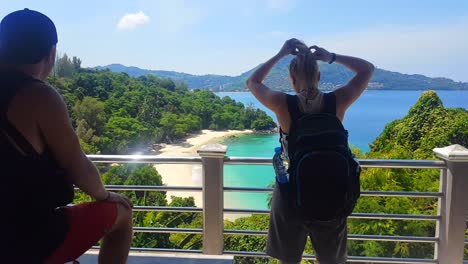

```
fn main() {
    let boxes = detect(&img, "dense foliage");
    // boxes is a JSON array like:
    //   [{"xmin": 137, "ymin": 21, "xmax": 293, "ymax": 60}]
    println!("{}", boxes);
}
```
[
  {"xmin": 50, "ymin": 55, "xmax": 276, "ymax": 154},
  {"xmin": 100, "ymin": 59, "xmax": 468, "ymax": 91},
  {"xmin": 370, "ymin": 90, "xmax": 468, "ymax": 158}
]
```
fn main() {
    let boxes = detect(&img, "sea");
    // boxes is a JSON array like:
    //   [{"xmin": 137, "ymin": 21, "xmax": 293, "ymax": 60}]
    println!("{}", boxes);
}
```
[{"xmin": 216, "ymin": 90, "xmax": 468, "ymax": 211}]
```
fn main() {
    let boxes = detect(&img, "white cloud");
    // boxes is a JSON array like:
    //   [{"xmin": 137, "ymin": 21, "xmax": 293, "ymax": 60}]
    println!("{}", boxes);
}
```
[{"xmin": 117, "ymin": 11, "xmax": 150, "ymax": 31}]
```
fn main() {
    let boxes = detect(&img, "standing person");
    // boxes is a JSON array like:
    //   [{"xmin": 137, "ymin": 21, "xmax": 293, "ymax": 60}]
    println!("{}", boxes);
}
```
[
  {"xmin": 0, "ymin": 9, "xmax": 133, "ymax": 263},
  {"xmin": 246, "ymin": 38, "xmax": 374, "ymax": 264}
]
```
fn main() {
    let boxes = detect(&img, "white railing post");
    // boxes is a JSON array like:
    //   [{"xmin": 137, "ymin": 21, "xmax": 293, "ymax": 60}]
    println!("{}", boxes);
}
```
[
  {"xmin": 433, "ymin": 144, "xmax": 468, "ymax": 264},
  {"xmin": 198, "ymin": 144, "xmax": 227, "ymax": 255}
]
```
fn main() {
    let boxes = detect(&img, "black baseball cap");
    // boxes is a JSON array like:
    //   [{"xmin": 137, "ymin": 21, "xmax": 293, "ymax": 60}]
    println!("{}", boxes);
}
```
[{"xmin": 0, "ymin": 8, "xmax": 58, "ymax": 64}]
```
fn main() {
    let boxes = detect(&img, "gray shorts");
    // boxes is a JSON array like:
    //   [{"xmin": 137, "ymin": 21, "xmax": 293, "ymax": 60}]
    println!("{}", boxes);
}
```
[{"xmin": 266, "ymin": 184, "xmax": 347, "ymax": 264}]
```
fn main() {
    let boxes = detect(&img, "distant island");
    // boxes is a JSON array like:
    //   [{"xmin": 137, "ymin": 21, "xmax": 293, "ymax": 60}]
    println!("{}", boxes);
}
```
[{"xmin": 97, "ymin": 56, "xmax": 468, "ymax": 91}]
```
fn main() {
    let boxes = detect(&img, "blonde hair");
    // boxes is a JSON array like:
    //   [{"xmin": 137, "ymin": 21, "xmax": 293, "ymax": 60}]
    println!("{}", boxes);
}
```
[{"xmin": 289, "ymin": 49, "xmax": 319, "ymax": 98}]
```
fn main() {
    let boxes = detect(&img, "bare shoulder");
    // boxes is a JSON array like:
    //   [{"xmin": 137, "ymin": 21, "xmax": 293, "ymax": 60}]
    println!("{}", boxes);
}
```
[
  {"xmin": 11, "ymin": 82, "xmax": 69, "ymax": 130},
  {"xmin": 272, "ymin": 91, "xmax": 288, "ymax": 115},
  {"xmin": 19, "ymin": 82, "xmax": 66, "ymax": 110},
  {"xmin": 16, "ymin": 80, "xmax": 60, "ymax": 99},
  {"xmin": 29, "ymin": 82, "xmax": 62, "ymax": 99}
]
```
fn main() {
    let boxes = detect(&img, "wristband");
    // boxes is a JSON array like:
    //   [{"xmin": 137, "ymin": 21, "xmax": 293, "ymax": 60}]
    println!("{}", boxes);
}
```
[{"xmin": 328, "ymin": 53, "xmax": 336, "ymax": 64}]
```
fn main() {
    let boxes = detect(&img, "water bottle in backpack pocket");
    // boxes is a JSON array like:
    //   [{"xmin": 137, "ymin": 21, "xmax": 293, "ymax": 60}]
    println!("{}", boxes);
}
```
[
  {"xmin": 272, "ymin": 147, "xmax": 291, "ymax": 196},
  {"xmin": 273, "ymin": 147, "xmax": 289, "ymax": 183}
]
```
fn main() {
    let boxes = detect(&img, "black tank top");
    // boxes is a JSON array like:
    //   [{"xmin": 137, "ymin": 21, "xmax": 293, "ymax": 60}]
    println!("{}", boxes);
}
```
[{"xmin": 0, "ymin": 69, "xmax": 74, "ymax": 262}]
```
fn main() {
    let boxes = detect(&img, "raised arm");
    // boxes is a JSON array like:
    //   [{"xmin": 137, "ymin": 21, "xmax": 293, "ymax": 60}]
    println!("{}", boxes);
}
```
[
  {"xmin": 36, "ymin": 85, "xmax": 132, "ymax": 208},
  {"xmin": 310, "ymin": 46, "xmax": 375, "ymax": 119},
  {"xmin": 246, "ymin": 39, "xmax": 306, "ymax": 113}
]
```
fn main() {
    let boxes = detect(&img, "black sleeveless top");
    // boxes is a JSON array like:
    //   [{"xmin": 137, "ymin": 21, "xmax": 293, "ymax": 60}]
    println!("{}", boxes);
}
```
[{"xmin": 0, "ymin": 69, "xmax": 74, "ymax": 262}]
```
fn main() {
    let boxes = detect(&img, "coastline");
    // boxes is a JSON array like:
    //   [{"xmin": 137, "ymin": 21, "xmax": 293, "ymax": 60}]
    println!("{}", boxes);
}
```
[{"xmin": 154, "ymin": 129, "xmax": 253, "ymax": 208}]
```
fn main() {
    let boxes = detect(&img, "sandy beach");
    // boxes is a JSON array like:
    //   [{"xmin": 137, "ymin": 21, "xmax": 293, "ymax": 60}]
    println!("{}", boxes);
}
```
[{"xmin": 154, "ymin": 129, "xmax": 252, "ymax": 207}]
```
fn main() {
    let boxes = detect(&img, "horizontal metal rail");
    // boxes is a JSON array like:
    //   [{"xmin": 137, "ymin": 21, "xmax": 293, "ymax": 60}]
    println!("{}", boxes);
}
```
[
  {"xmin": 224, "ymin": 156, "xmax": 446, "ymax": 169},
  {"xmin": 223, "ymin": 250, "xmax": 437, "ymax": 263},
  {"xmin": 360, "ymin": 191, "xmax": 442, "ymax": 198},
  {"xmin": 224, "ymin": 157, "xmax": 273, "ymax": 165},
  {"xmin": 87, "ymin": 154, "xmax": 446, "ymax": 169},
  {"xmin": 133, "ymin": 206, "xmax": 202, "ymax": 213},
  {"xmin": 131, "ymin": 227, "xmax": 438, "ymax": 243},
  {"xmin": 134, "ymin": 227, "xmax": 203, "ymax": 234},
  {"xmin": 357, "ymin": 159, "xmax": 445, "ymax": 169},
  {"xmin": 91, "ymin": 246, "xmax": 202, "ymax": 254},
  {"xmin": 224, "ymin": 208, "xmax": 439, "ymax": 220},
  {"xmin": 132, "ymin": 227, "xmax": 437, "ymax": 243},
  {"xmin": 129, "ymin": 248, "xmax": 203, "ymax": 254},
  {"xmin": 223, "ymin": 229, "xmax": 437, "ymax": 243},
  {"xmin": 88, "ymin": 155, "xmax": 202, "ymax": 164},
  {"xmin": 223, "ymin": 187, "xmax": 442, "ymax": 197},
  {"xmin": 349, "ymin": 234, "xmax": 437, "ymax": 243},
  {"xmin": 105, "ymin": 185, "xmax": 202, "ymax": 192},
  {"xmin": 94, "ymin": 185, "xmax": 442, "ymax": 198}
]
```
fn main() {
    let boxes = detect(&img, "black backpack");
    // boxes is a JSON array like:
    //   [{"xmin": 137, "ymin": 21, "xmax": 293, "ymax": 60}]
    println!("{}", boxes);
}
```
[{"xmin": 280, "ymin": 93, "xmax": 360, "ymax": 221}]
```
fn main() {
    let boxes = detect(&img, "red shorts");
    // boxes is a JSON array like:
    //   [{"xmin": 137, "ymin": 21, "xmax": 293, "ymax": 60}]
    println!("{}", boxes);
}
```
[{"xmin": 45, "ymin": 201, "xmax": 118, "ymax": 264}]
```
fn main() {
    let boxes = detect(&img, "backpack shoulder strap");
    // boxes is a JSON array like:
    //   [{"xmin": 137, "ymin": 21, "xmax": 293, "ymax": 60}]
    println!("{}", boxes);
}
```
[
  {"xmin": 286, "ymin": 94, "xmax": 302, "ymax": 122},
  {"xmin": 322, "ymin": 92, "xmax": 337, "ymax": 115}
]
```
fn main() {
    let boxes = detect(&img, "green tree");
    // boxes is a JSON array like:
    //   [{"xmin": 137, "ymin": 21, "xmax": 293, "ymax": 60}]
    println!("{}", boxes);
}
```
[
  {"xmin": 102, "ymin": 164, "xmax": 172, "ymax": 248},
  {"xmin": 55, "ymin": 53, "xmax": 75, "ymax": 78},
  {"xmin": 72, "ymin": 56, "xmax": 82, "ymax": 71},
  {"xmin": 73, "ymin": 97, "xmax": 107, "ymax": 135},
  {"xmin": 103, "ymin": 116, "xmax": 150, "ymax": 153}
]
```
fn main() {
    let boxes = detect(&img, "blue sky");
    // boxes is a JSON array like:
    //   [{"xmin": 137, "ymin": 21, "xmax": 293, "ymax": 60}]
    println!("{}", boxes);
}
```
[{"xmin": 1, "ymin": 0, "xmax": 468, "ymax": 81}]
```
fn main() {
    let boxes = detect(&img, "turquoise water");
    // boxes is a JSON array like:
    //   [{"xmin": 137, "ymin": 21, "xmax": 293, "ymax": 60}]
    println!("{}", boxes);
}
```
[
  {"xmin": 218, "ymin": 90, "xmax": 468, "ymax": 210},
  {"xmin": 223, "ymin": 133, "xmax": 277, "ymax": 209}
]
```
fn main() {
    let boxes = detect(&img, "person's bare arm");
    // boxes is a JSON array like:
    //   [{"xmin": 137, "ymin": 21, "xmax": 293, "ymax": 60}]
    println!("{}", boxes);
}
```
[
  {"xmin": 35, "ymin": 85, "xmax": 132, "ymax": 208},
  {"xmin": 310, "ymin": 46, "xmax": 374, "ymax": 119},
  {"xmin": 333, "ymin": 54, "xmax": 374, "ymax": 112},
  {"xmin": 35, "ymin": 85, "xmax": 108, "ymax": 199},
  {"xmin": 245, "ymin": 54, "xmax": 285, "ymax": 112},
  {"xmin": 246, "ymin": 39, "xmax": 307, "ymax": 113}
]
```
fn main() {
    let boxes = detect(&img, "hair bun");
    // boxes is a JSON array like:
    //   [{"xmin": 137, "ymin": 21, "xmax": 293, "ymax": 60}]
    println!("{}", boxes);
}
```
[{"xmin": 296, "ymin": 48, "xmax": 312, "ymax": 57}]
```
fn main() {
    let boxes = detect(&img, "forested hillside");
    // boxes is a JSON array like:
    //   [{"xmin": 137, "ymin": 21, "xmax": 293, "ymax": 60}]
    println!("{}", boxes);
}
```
[
  {"xmin": 51, "ymin": 54, "xmax": 276, "ymax": 154},
  {"xmin": 99, "ymin": 57, "xmax": 468, "ymax": 91}
]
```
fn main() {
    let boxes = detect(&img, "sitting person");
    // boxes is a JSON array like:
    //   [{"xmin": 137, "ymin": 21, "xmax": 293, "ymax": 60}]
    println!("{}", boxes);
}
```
[
  {"xmin": 246, "ymin": 39, "xmax": 374, "ymax": 264},
  {"xmin": 0, "ymin": 9, "xmax": 133, "ymax": 263}
]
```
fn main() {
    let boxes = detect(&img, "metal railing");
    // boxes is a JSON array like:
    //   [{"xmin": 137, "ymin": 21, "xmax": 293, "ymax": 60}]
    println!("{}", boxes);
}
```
[{"xmin": 87, "ymin": 144, "xmax": 468, "ymax": 264}]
